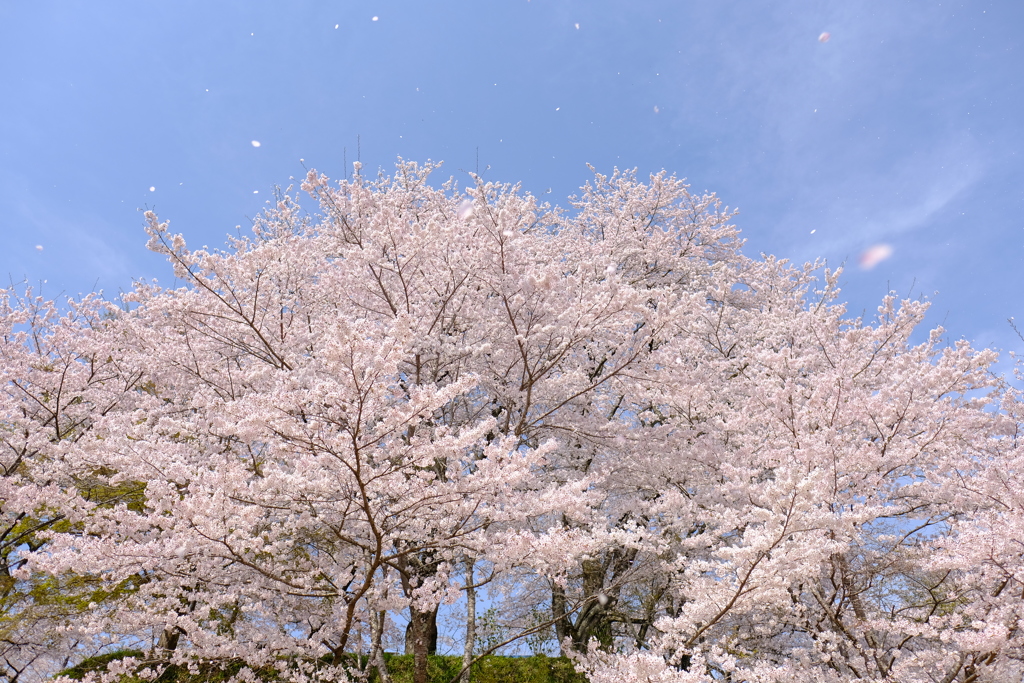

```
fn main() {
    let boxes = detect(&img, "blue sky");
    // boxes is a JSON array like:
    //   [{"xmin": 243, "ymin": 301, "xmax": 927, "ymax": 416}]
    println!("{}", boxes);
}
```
[{"xmin": 2, "ymin": 1, "xmax": 1022, "ymax": 368}]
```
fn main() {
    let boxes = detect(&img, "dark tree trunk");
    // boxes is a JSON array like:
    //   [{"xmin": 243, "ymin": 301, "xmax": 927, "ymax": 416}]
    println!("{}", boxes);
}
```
[
  {"xmin": 576, "ymin": 558, "xmax": 614, "ymax": 651},
  {"xmin": 552, "ymin": 582, "xmax": 574, "ymax": 656},
  {"xmin": 157, "ymin": 627, "xmax": 181, "ymax": 653},
  {"xmin": 404, "ymin": 604, "xmax": 439, "ymax": 683},
  {"xmin": 397, "ymin": 550, "xmax": 441, "ymax": 683},
  {"xmin": 554, "ymin": 545, "xmax": 640, "ymax": 654},
  {"xmin": 155, "ymin": 625, "xmax": 185, "ymax": 683},
  {"xmin": 404, "ymin": 604, "xmax": 440, "ymax": 654}
]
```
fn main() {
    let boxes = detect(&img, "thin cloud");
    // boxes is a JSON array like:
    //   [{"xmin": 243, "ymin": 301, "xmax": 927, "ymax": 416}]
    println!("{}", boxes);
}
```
[
  {"xmin": 783, "ymin": 134, "xmax": 984, "ymax": 262},
  {"xmin": 9, "ymin": 193, "xmax": 137, "ymax": 292}
]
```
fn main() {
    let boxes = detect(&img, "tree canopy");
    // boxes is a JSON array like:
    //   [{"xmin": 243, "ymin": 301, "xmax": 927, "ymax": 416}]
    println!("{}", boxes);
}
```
[{"xmin": 2, "ymin": 162, "xmax": 1022, "ymax": 683}]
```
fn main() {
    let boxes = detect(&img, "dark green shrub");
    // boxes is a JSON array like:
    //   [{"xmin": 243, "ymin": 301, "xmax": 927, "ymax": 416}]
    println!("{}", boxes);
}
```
[
  {"xmin": 58, "ymin": 652, "xmax": 587, "ymax": 683},
  {"xmin": 377, "ymin": 654, "xmax": 586, "ymax": 683},
  {"xmin": 58, "ymin": 650, "xmax": 145, "ymax": 681}
]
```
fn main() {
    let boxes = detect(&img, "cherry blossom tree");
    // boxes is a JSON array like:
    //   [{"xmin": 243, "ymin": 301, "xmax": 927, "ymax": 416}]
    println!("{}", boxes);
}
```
[
  {"xmin": 571, "ymin": 286, "xmax": 1008, "ymax": 682},
  {"xmin": 8, "ymin": 161, "xmax": 1019, "ymax": 683},
  {"xmin": 0, "ymin": 287, "xmax": 148, "ymax": 682}
]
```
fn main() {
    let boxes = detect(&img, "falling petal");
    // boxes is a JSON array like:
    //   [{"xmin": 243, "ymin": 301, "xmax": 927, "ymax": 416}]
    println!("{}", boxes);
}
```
[
  {"xmin": 35, "ymin": 245, "xmax": 43, "ymax": 251},
  {"xmin": 372, "ymin": 16, "xmax": 378, "ymax": 21},
  {"xmin": 818, "ymin": 32, "xmax": 831, "ymax": 43},
  {"xmin": 251, "ymin": 140, "xmax": 261, "ymax": 147},
  {"xmin": 859, "ymin": 244, "xmax": 893, "ymax": 270},
  {"xmin": 149, "ymin": 186, "xmax": 156, "ymax": 192}
]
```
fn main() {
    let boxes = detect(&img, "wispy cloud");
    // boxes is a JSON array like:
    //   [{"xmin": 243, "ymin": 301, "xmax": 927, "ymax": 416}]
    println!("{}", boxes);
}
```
[
  {"xmin": 1, "ymin": 177, "xmax": 138, "ymax": 296},
  {"xmin": 789, "ymin": 135, "xmax": 984, "ymax": 260}
]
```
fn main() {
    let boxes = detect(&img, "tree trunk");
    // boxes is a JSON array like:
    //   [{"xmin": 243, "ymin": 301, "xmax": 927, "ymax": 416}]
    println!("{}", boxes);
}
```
[
  {"xmin": 405, "ymin": 604, "xmax": 439, "ymax": 683},
  {"xmin": 369, "ymin": 610, "xmax": 393, "ymax": 683},
  {"xmin": 398, "ymin": 553, "xmax": 441, "ymax": 683},
  {"xmin": 462, "ymin": 557, "xmax": 476, "ymax": 683},
  {"xmin": 552, "ymin": 582, "xmax": 573, "ymax": 656},
  {"xmin": 156, "ymin": 596, "xmax": 196, "ymax": 658},
  {"xmin": 157, "ymin": 626, "xmax": 181, "ymax": 654},
  {"xmin": 404, "ymin": 604, "xmax": 439, "ymax": 655},
  {"xmin": 557, "ymin": 558, "xmax": 615, "ymax": 652}
]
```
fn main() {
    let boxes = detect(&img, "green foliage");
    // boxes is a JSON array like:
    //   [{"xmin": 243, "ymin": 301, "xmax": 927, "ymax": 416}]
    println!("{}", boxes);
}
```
[
  {"xmin": 58, "ymin": 652, "xmax": 266, "ymax": 683},
  {"xmin": 57, "ymin": 653, "xmax": 588, "ymax": 683},
  {"xmin": 523, "ymin": 609, "xmax": 558, "ymax": 656},
  {"xmin": 455, "ymin": 654, "xmax": 587, "ymax": 683},
  {"xmin": 474, "ymin": 608, "xmax": 509, "ymax": 655},
  {"xmin": 58, "ymin": 650, "xmax": 145, "ymax": 680}
]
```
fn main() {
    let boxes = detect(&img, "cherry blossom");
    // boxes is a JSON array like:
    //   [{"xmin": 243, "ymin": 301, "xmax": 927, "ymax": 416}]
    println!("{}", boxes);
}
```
[{"xmin": 3, "ymin": 162, "xmax": 1017, "ymax": 683}]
